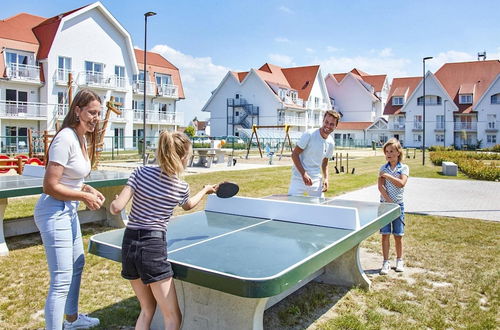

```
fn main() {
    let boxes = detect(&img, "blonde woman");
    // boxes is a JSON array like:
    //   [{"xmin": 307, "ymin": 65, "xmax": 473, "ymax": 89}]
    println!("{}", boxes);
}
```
[
  {"xmin": 35, "ymin": 89, "xmax": 104, "ymax": 329},
  {"xmin": 110, "ymin": 131, "xmax": 217, "ymax": 329}
]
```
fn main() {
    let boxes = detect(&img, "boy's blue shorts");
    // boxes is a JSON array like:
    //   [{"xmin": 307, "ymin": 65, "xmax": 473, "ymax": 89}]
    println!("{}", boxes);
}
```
[{"xmin": 380, "ymin": 203, "xmax": 405, "ymax": 236}]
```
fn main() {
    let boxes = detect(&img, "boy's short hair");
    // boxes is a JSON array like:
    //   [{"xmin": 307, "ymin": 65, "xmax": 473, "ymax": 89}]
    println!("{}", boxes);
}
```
[{"xmin": 383, "ymin": 138, "xmax": 403, "ymax": 162}]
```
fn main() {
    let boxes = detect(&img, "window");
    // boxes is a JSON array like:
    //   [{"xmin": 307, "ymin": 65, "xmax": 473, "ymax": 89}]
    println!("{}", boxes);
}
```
[
  {"xmin": 115, "ymin": 66, "xmax": 125, "ymax": 88},
  {"xmin": 6, "ymin": 89, "xmax": 27, "ymax": 114},
  {"xmin": 459, "ymin": 94, "xmax": 473, "ymax": 104},
  {"xmin": 436, "ymin": 134, "xmax": 444, "ymax": 142},
  {"xmin": 491, "ymin": 93, "xmax": 500, "ymax": 104},
  {"xmin": 414, "ymin": 115, "xmax": 422, "ymax": 129},
  {"xmin": 487, "ymin": 115, "xmax": 496, "ymax": 129},
  {"xmin": 155, "ymin": 73, "xmax": 172, "ymax": 86},
  {"xmin": 279, "ymin": 89, "xmax": 286, "ymax": 100},
  {"xmin": 487, "ymin": 135, "xmax": 497, "ymax": 143},
  {"xmin": 114, "ymin": 128, "xmax": 124, "ymax": 149},
  {"xmin": 315, "ymin": 97, "xmax": 320, "ymax": 108},
  {"xmin": 132, "ymin": 100, "xmax": 144, "ymax": 110},
  {"xmin": 436, "ymin": 115, "xmax": 444, "ymax": 129},
  {"xmin": 57, "ymin": 92, "xmax": 68, "ymax": 116},
  {"xmin": 392, "ymin": 97, "xmax": 403, "ymax": 105},
  {"xmin": 413, "ymin": 134, "xmax": 422, "ymax": 142},
  {"xmin": 58, "ymin": 57, "xmax": 72, "ymax": 81},
  {"xmin": 417, "ymin": 95, "xmax": 442, "ymax": 105},
  {"xmin": 85, "ymin": 61, "xmax": 103, "ymax": 84}
]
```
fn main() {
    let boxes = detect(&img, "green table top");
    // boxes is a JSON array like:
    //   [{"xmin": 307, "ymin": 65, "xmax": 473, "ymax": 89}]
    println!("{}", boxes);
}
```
[{"xmin": 89, "ymin": 196, "xmax": 400, "ymax": 298}]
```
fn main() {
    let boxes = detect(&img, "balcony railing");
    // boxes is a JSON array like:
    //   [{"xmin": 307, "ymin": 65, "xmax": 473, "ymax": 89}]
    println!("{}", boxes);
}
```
[
  {"xmin": 0, "ymin": 101, "xmax": 49, "ymax": 118},
  {"xmin": 391, "ymin": 124, "xmax": 405, "ymax": 130},
  {"xmin": 132, "ymin": 110, "xmax": 183, "ymax": 125},
  {"xmin": 306, "ymin": 101, "xmax": 330, "ymax": 110},
  {"xmin": 157, "ymin": 84, "xmax": 178, "ymax": 98},
  {"xmin": 132, "ymin": 81, "xmax": 156, "ymax": 95},
  {"xmin": 413, "ymin": 123, "xmax": 423, "ymax": 130},
  {"xmin": 281, "ymin": 96, "xmax": 304, "ymax": 107},
  {"xmin": 278, "ymin": 115, "xmax": 306, "ymax": 126},
  {"xmin": 454, "ymin": 122, "xmax": 477, "ymax": 131},
  {"xmin": 487, "ymin": 122, "xmax": 496, "ymax": 129},
  {"xmin": 77, "ymin": 71, "xmax": 126, "ymax": 90},
  {"xmin": 55, "ymin": 69, "xmax": 73, "ymax": 85},
  {"xmin": 6, "ymin": 63, "xmax": 41, "ymax": 82},
  {"xmin": 435, "ymin": 123, "xmax": 445, "ymax": 130}
]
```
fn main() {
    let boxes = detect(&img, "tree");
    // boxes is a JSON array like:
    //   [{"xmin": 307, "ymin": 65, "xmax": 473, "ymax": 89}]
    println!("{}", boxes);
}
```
[{"xmin": 184, "ymin": 126, "xmax": 195, "ymax": 137}]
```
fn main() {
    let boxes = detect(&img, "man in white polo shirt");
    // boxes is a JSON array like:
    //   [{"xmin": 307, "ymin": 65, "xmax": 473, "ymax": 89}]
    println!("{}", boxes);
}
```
[{"xmin": 288, "ymin": 110, "xmax": 340, "ymax": 197}]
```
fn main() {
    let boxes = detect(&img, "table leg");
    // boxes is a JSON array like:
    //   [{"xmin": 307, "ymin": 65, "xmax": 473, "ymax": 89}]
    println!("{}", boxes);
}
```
[
  {"xmin": 98, "ymin": 186, "xmax": 127, "ymax": 227},
  {"xmin": 0, "ymin": 198, "xmax": 9, "ymax": 256},
  {"xmin": 151, "ymin": 280, "xmax": 269, "ymax": 330},
  {"xmin": 315, "ymin": 243, "xmax": 371, "ymax": 289}
]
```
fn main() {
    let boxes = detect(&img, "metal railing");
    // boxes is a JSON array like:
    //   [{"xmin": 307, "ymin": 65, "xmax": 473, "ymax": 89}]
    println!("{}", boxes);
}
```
[
  {"xmin": 132, "ymin": 110, "xmax": 183, "ymax": 125},
  {"xmin": 454, "ymin": 122, "xmax": 477, "ymax": 130},
  {"xmin": 157, "ymin": 84, "xmax": 178, "ymax": 98},
  {"xmin": 0, "ymin": 101, "xmax": 50, "ymax": 118},
  {"xmin": 132, "ymin": 80, "xmax": 156, "ymax": 95},
  {"xmin": 6, "ymin": 63, "xmax": 41, "ymax": 81}
]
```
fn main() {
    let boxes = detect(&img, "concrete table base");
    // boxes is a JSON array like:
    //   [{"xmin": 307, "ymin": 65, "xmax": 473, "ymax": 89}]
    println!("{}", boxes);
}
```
[{"xmin": 150, "ymin": 244, "xmax": 369, "ymax": 329}]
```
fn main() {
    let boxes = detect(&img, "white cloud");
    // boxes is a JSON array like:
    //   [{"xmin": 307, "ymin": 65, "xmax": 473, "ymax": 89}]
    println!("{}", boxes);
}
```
[
  {"xmin": 268, "ymin": 53, "xmax": 295, "ymax": 66},
  {"xmin": 305, "ymin": 47, "xmax": 315, "ymax": 53},
  {"xmin": 275, "ymin": 37, "xmax": 290, "ymax": 43},
  {"xmin": 151, "ymin": 44, "xmax": 229, "ymax": 123},
  {"xmin": 278, "ymin": 5, "xmax": 294, "ymax": 14},
  {"xmin": 326, "ymin": 46, "xmax": 341, "ymax": 52},
  {"xmin": 379, "ymin": 48, "xmax": 393, "ymax": 57}
]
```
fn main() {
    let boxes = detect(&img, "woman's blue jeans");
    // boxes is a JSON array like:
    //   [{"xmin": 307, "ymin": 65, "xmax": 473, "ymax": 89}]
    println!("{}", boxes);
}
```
[{"xmin": 35, "ymin": 194, "xmax": 85, "ymax": 330}]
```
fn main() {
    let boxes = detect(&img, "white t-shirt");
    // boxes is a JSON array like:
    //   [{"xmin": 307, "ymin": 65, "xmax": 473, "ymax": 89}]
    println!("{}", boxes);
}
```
[
  {"xmin": 48, "ymin": 127, "xmax": 91, "ymax": 190},
  {"xmin": 292, "ymin": 128, "xmax": 335, "ymax": 180}
]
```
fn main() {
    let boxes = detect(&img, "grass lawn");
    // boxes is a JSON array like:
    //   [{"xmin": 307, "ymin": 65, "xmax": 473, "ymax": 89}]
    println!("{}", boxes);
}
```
[{"xmin": 0, "ymin": 152, "xmax": 498, "ymax": 329}]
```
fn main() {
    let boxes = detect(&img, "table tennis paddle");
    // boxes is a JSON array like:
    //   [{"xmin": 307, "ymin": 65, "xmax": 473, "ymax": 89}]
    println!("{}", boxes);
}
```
[{"xmin": 216, "ymin": 182, "xmax": 239, "ymax": 198}]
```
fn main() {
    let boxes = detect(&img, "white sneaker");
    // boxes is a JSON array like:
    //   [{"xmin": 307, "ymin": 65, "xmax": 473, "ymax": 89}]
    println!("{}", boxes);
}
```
[
  {"xmin": 379, "ymin": 260, "xmax": 390, "ymax": 275},
  {"xmin": 395, "ymin": 259, "xmax": 404, "ymax": 272},
  {"xmin": 63, "ymin": 314, "xmax": 100, "ymax": 329}
]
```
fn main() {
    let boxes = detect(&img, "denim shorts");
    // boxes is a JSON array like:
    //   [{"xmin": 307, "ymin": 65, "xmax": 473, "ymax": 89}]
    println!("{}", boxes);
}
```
[
  {"xmin": 121, "ymin": 228, "xmax": 174, "ymax": 284},
  {"xmin": 380, "ymin": 203, "xmax": 405, "ymax": 236}
]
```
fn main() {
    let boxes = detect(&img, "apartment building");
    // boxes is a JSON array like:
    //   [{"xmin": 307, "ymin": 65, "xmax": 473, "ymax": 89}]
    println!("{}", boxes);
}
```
[
  {"xmin": 202, "ymin": 63, "xmax": 331, "ymax": 137},
  {"xmin": 0, "ymin": 2, "xmax": 184, "ymax": 153},
  {"xmin": 385, "ymin": 60, "xmax": 500, "ymax": 148}
]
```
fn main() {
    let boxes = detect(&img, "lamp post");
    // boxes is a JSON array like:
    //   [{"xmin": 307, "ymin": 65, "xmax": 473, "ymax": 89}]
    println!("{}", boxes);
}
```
[
  {"xmin": 422, "ymin": 56, "xmax": 433, "ymax": 165},
  {"xmin": 143, "ymin": 11, "xmax": 157, "ymax": 165},
  {"xmin": 443, "ymin": 99, "xmax": 448, "ymax": 147}
]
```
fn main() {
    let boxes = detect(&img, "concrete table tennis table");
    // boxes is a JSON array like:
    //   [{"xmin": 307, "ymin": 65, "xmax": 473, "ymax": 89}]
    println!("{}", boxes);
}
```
[
  {"xmin": 0, "ymin": 170, "xmax": 130, "ymax": 256},
  {"xmin": 88, "ymin": 195, "xmax": 400, "ymax": 329}
]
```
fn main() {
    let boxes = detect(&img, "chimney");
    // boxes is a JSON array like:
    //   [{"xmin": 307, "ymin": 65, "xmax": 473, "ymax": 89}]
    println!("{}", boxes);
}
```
[{"xmin": 477, "ymin": 51, "xmax": 487, "ymax": 61}]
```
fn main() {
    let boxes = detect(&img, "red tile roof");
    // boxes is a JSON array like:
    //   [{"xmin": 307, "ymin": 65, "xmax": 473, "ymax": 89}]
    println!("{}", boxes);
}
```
[
  {"xmin": 0, "ymin": 13, "xmax": 46, "ymax": 44},
  {"xmin": 435, "ymin": 60, "xmax": 500, "ymax": 113},
  {"xmin": 329, "ymin": 69, "xmax": 386, "ymax": 93},
  {"xmin": 134, "ymin": 49, "xmax": 185, "ymax": 99},
  {"xmin": 336, "ymin": 121, "xmax": 372, "ymax": 130},
  {"xmin": 384, "ymin": 77, "xmax": 421, "ymax": 115},
  {"xmin": 232, "ymin": 63, "xmax": 320, "ymax": 102}
]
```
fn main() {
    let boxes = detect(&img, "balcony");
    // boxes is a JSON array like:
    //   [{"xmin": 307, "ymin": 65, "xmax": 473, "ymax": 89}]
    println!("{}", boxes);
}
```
[
  {"xmin": 0, "ymin": 101, "xmax": 49, "ymax": 119},
  {"xmin": 77, "ymin": 72, "xmax": 127, "ymax": 90},
  {"xmin": 132, "ymin": 110, "xmax": 183, "ymax": 125},
  {"xmin": 413, "ymin": 123, "xmax": 423, "ymax": 130},
  {"xmin": 305, "ymin": 101, "xmax": 330, "ymax": 110},
  {"xmin": 157, "ymin": 84, "xmax": 178, "ymax": 98},
  {"xmin": 391, "ymin": 124, "xmax": 405, "ymax": 131},
  {"xmin": 54, "ymin": 69, "xmax": 74, "ymax": 85},
  {"xmin": 278, "ymin": 115, "xmax": 306, "ymax": 126},
  {"xmin": 5, "ymin": 64, "xmax": 41, "ymax": 84},
  {"xmin": 454, "ymin": 122, "xmax": 477, "ymax": 131},
  {"xmin": 281, "ymin": 96, "xmax": 304, "ymax": 107},
  {"xmin": 132, "ymin": 80, "xmax": 156, "ymax": 95}
]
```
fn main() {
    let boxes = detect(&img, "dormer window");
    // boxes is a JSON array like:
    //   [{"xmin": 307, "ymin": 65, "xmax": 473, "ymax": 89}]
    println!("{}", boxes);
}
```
[
  {"xmin": 459, "ymin": 94, "xmax": 473, "ymax": 104},
  {"xmin": 392, "ymin": 97, "xmax": 404, "ymax": 106},
  {"xmin": 279, "ymin": 89, "xmax": 287, "ymax": 100},
  {"xmin": 417, "ymin": 95, "xmax": 442, "ymax": 106}
]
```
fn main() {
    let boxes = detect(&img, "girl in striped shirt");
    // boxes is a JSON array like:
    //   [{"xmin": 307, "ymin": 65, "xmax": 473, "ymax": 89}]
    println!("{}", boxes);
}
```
[{"xmin": 110, "ymin": 131, "xmax": 216, "ymax": 329}]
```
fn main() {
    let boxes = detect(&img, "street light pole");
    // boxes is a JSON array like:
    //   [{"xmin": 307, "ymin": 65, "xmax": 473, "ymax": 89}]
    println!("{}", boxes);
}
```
[
  {"xmin": 143, "ymin": 11, "xmax": 157, "ymax": 165},
  {"xmin": 443, "ymin": 99, "xmax": 448, "ymax": 147},
  {"xmin": 422, "ymin": 56, "xmax": 433, "ymax": 165}
]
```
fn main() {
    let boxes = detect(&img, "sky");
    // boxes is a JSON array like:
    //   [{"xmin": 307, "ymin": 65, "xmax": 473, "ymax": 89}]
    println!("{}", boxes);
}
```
[{"xmin": 3, "ymin": 0, "xmax": 500, "ymax": 124}]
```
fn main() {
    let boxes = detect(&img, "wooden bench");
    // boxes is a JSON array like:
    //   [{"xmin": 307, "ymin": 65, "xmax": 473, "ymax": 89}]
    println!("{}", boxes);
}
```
[{"xmin": 442, "ymin": 161, "xmax": 458, "ymax": 176}]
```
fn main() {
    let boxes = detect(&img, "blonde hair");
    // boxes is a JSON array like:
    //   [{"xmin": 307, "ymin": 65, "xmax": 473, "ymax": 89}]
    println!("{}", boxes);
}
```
[
  {"xmin": 46, "ymin": 89, "xmax": 101, "ymax": 167},
  {"xmin": 324, "ymin": 110, "xmax": 341, "ymax": 125},
  {"xmin": 383, "ymin": 138, "xmax": 403, "ymax": 162},
  {"xmin": 156, "ymin": 131, "xmax": 192, "ymax": 176}
]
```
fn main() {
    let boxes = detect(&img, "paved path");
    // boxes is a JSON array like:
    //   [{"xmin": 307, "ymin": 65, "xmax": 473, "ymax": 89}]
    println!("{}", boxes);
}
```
[{"xmin": 334, "ymin": 177, "xmax": 500, "ymax": 222}]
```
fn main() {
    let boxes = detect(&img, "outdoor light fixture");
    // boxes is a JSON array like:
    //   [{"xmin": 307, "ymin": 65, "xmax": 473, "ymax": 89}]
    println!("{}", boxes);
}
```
[
  {"xmin": 143, "ymin": 11, "xmax": 157, "ymax": 165},
  {"xmin": 422, "ymin": 56, "xmax": 433, "ymax": 165}
]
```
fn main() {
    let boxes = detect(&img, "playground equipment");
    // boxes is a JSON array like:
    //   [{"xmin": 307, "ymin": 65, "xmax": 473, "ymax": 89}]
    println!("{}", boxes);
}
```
[
  {"xmin": 91, "ymin": 96, "xmax": 122, "ymax": 169},
  {"xmin": 245, "ymin": 125, "xmax": 294, "ymax": 160},
  {"xmin": 334, "ymin": 152, "xmax": 355, "ymax": 175}
]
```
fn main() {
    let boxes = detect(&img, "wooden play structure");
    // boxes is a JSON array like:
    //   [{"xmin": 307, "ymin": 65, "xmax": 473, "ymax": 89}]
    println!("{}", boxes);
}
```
[
  {"xmin": 92, "ymin": 96, "xmax": 122, "ymax": 169},
  {"xmin": 245, "ymin": 125, "xmax": 294, "ymax": 160}
]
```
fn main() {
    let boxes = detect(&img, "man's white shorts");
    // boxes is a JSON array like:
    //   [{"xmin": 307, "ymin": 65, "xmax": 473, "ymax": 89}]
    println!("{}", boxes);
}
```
[{"xmin": 288, "ymin": 176, "xmax": 323, "ymax": 197}]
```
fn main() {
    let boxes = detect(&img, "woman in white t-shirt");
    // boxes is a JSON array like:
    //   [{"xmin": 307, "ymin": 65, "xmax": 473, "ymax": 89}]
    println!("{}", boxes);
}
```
[{"xmin": 34, "ymin": 89, "xmax": 105, "ymax": 330}]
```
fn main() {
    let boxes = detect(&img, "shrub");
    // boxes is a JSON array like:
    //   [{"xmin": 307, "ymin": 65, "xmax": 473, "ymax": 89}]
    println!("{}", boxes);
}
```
[{"xmin": 430, "ymin": 150, "xmax": 500, "ymax": 181}]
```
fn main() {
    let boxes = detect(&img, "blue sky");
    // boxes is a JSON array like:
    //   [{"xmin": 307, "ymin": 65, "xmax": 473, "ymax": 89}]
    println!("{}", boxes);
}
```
[{"xmin": 3, "ymin": 0, "xmax": 500, "ymax": 124}]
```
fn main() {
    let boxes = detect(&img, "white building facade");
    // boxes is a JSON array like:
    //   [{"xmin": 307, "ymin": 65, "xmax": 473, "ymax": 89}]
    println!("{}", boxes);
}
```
[{"xmin": 0, "ymin": 2, "xmax": 184, "ymax": 153}]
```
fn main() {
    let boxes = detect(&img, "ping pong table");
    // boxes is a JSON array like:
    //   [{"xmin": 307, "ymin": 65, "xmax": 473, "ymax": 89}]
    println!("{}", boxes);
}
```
[
  {"xmin": 0, "ymin": 170, "xmax": 130, "ymax": 256},
  {"xmin": 89, "ymin": 194, "xmax": 400, "ymax": 330}
]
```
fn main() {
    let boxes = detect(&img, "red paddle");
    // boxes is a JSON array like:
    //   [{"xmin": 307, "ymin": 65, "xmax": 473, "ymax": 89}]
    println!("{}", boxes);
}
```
[{"xmin": 216, "ymin": 182, "xmax": 239, "ymax": 198}]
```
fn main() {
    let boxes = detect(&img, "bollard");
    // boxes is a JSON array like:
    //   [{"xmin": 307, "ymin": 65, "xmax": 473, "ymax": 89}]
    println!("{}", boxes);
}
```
[
  {"xmin": 351, "ymin": 168, "xmax": 355, "ymax": 174},
  {"xmin": 346, "ymin": 153, "xmax": 349, "ymax": 174}
]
